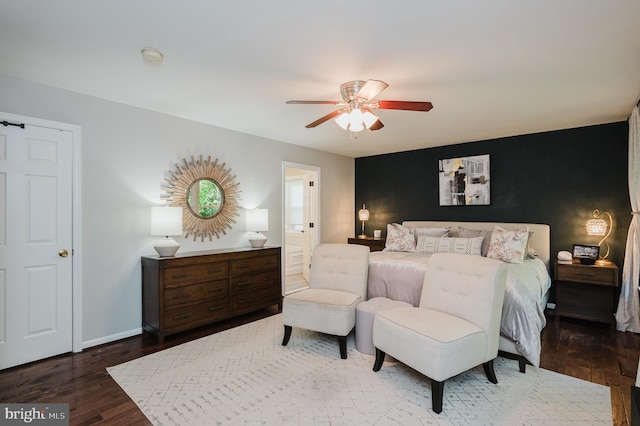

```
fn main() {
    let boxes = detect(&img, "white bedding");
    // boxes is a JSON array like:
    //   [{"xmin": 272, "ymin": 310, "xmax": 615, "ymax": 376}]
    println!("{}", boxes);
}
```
[{"xmin": 367, "ymin": 251, "xmax": 551, "ymax": 367}]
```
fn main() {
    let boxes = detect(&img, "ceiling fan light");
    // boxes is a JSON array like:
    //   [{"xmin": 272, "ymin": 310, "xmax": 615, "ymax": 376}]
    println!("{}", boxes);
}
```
[
  {"xmin": 334, "ymin": 112, "xmax": 350, "ymax": 130},
  {"xmin": 349, "ymin": 108, "xmax": 363, "ymax": 124},
  {"xmin": 363, "ymin": 110, "xmax": 378, "ymax": 128},
  {"xmin": 349, "ymin": 119, "xmax": 365, "ymax": 132}
]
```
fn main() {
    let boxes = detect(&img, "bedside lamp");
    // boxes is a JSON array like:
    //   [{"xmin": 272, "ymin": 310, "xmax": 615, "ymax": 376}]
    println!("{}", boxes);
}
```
[
  {"xmin": 246, "ymin": 208, "xmax": 269, "ymax": 248},
  {"xmin": 151, "ymin": 206, "xmax": 183, "ymax": 257},
  {"xmin": 358, "ymin": 204, "xmax": 370, "ymax": 239},
  {"xmin": 586, "ymin": 209, "xmax": 612, "ymax": 260}
]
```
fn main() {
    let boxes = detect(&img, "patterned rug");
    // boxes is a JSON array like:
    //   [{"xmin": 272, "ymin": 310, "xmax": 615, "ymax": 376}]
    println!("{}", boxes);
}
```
[{"xmin": 107, "ymin": 314, "xmax": 612, "ymax": 425}]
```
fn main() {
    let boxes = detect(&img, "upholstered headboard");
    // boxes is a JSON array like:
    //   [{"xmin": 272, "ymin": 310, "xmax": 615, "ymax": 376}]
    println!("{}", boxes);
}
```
[{"xmin": 402, "ymin": 221, "xmax": 551, "ymax": 270}]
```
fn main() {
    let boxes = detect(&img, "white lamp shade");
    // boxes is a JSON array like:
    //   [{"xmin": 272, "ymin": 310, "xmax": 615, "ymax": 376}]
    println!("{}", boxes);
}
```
[
  {"xmin": 150, "ymin": 206, "xmax": 183, "ymax": 236},
  {"xmin": 246, "ymin": 208, "xmax": 269, "ymax": 232},
  {"xmin": 334, "ymin": 112, "xmax": 350, "ymax": 130}
]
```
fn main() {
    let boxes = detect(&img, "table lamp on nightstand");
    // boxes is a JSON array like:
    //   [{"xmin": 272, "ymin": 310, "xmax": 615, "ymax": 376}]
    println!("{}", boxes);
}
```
[
  {"xmin": 586, "ymin": 209, "xmax": 612, "ymax": 261},
  {"xmin": 358, "ymin": 204, "xmax": 370, "ymax": 238}
]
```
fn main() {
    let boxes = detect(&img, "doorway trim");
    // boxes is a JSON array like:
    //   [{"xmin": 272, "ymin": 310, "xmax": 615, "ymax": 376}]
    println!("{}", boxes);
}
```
[
  {"xmin": 282, "ymin": 162, "xmax": 320, "ymax": 293},
  {"xmin": 1, "ymin": 111, "xmax": 83, "ymax": 353}
]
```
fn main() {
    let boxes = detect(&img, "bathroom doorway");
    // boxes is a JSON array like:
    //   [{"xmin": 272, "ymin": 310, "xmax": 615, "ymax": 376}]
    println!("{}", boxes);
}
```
[{"xmin": 282, "ymin": 162, "xmax": 319, "ymax": 294}]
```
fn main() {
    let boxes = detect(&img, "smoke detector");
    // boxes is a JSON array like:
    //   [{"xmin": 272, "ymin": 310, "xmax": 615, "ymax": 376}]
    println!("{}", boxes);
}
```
[{"xmin": 141, "ymin": 48, "xmax": 163, "ymax": 64}]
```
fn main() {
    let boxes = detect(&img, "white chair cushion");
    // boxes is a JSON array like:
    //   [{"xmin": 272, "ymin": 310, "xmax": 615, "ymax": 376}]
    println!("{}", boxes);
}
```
[
  {"xmin": 283, "ymin": 288, "xmax": 361, "ymax": 336},
  {"xmin": 373, "ymin": 307, "xmax": 487, "ymax": 382}
]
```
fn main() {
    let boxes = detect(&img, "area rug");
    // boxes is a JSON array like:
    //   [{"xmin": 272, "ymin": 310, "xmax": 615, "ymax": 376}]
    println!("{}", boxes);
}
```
[{"xmin": 107, "ymin": 314, "xmax": 612, "ymax": 425}]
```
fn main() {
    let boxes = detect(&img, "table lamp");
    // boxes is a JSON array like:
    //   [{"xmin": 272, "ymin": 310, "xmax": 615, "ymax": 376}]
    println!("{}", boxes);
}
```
[{"xmin": 151, "ymin": 206, "xmax": 183, "ymax": 257}]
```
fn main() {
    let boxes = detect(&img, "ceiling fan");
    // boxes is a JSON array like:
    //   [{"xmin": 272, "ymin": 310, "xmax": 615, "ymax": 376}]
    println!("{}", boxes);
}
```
[{"xmin": 286, "ymin": 79, "xmax": 433, "ymax": 132}]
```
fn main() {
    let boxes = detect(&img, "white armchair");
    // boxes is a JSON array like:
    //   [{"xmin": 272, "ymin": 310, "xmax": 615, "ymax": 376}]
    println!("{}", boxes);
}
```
[
  {"xmin": 282, "ymin": 243, "xmax": 369, "ymax": 359},
  {"xmin": 372, "ymin": 252, "xmax": 507, "ymax": 413}
]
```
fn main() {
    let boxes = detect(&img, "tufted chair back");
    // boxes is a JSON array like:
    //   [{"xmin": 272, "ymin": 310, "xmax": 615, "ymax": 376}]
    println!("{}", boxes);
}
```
[
  {"xmin": 309, "ymin": 244, "xmax": 369, "ymax": 301},
  {"xmin": 418, "ymin": 252, "xmax": 507, "ymax": 359}
]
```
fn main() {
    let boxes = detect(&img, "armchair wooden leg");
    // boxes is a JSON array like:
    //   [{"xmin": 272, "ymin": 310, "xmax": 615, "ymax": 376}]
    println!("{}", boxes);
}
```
[
  {"xmin": 338, "ymin": 336, "xmax": 347, "ymax": 359},
  {"xmin": 431, "ymin": 380, "xmax": 444, "ymax": 414},
  {"xmin": 282, "ymin": 325, "xmax": 292, "ymax": 346},
  {"xmin": 483, "ymin": 359, "xmax": 498, "ymax": 384},
  {"xmin": 372, "ymin": 348, "xmax": 385, "ymax": 371}
]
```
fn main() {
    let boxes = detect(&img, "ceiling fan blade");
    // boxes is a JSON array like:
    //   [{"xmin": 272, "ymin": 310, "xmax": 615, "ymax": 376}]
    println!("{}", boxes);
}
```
[
  {"xmin": 305, "ymin": 110, "xmax": 341, "ymax": 128},
  {"xmin": 369, "ymin": 119, "xmax": 384, "ymax": 131},
  {"xmin": 286, "ymin": 100, "xmax": 341, "ymax": 105},
  {"xmin": 355, "ymin": 80, "xmax": 389, "ymax": 100},
  {"xmin": 376, "ymin": 100, "xmax": 433, "ymax": 111}
]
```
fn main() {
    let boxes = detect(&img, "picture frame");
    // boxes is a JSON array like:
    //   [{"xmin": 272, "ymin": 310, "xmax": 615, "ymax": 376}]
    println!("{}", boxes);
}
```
[
  {"xmin": 572, "ymin": 244, "xmax": 599, "ymax": 265},
  {"xmin": 438, "ymin": 154, "xmax": 490, "ymax": 206}
]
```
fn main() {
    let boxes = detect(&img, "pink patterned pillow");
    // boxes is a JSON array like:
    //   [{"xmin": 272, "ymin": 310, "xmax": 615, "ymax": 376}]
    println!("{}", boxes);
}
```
[
  {"xmin": 486, "ymin": 225, "xmax": 530, "ymax": 264},
  {"xmin": 384, "ymin": 223, "xmax": 416, "ymax": 252}
]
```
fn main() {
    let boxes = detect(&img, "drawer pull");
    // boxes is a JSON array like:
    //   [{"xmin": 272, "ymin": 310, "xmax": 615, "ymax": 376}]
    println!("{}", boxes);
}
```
[
  {"xmin": 171, "ymin": 273, "xmax": 189, "ymax": 279},
  {"xmin": 208, "ymin": 287, "xmax": 224, "ymax": 293},
  {"xmin": 575, "ymin": 272, "xmax": 596, "ymax": 277},
  {"xmin": 208, "ymin": 268, "xmax": 223, "ymax": 274},
  {"xmin": 236, "ymin": 264, "xmax": 251, "ymax": 269},
  {"xmin": 172, "ymin": 294, "xmax": 189, "ymax": 300},
  {"xmin": 165, "ymin": 285, "xmax": 178, "ymax": 289},
  {"xmin": 237, "ymin": 281, "xmax": 251, "ymax": 287},
  {"xmin": 208, "ymin": 306, "xmax": 224, "ymax": 312},
  {"xmin": 237, "ymin": 298, "xmax": 251, "ymax": 304},
  {"xmin": 172, "ymin": 313, "xmax": 190, "ymax": 320}
]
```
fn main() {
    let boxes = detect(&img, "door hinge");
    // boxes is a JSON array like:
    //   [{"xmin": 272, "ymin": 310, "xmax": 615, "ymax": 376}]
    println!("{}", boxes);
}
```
[
  {"xmin": 309, "ymin": 181, "xmax": 314, "ymax": 187},
  {"xmin": 309, "ymin": 223, "xmax": 314, "ymax": 228}
]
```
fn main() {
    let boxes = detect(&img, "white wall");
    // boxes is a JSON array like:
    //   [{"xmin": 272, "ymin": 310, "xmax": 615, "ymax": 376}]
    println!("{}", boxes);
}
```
[{"xmin": 0, "ymin": 74, "xmax": 355, "ymax": 347}]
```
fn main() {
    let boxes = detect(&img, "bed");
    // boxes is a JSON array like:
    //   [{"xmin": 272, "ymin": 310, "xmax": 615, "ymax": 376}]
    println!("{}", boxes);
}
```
[{"xmin": 366, "ymin": 221, "xmax": 551, "ymax": 372}]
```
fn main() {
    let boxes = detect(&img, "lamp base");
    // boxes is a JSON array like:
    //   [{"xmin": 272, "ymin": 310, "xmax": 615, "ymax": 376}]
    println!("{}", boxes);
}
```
[
  {"xmin": 154, "ymin": 237, "xmax": 180, "ymax": 257},
  {"xmin": 249, "ymin": 232, "xmax": 267, "ymax": 248},
  {"xmin": 358, "ymin": 234, "xmax": 367, "ymax": 239}
]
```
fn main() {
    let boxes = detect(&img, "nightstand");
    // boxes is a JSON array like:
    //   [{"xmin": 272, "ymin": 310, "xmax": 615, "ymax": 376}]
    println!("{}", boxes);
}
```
[
  {"xmin": 348, "ymin": 237, "xmax": 386, "ymax": 252},
  {"xmin": 554, "ymin": 259, "xmax": 619, "ymax": 327}
]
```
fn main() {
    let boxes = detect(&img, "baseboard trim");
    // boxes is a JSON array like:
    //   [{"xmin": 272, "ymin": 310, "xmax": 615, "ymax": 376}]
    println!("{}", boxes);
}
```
[{"xmin": 82, "ymin": 327, "xmax": 142, "ymax": 350}]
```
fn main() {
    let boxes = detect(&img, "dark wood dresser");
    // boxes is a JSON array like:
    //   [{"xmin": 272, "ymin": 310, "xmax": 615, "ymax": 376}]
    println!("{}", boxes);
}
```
[{"xmin": 142, "ymin": 246, "xmax": 282, "ymax": 343}]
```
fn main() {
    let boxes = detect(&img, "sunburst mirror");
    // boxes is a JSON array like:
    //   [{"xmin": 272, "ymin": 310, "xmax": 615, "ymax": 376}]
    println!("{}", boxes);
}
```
[{"xmin": 161, "ymin": 155, "xmax": 242, "ymax": 241}]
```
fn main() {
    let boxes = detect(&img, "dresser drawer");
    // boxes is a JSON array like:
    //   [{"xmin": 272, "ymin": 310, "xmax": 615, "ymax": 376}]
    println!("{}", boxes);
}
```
[
  {"xmin": 230, "ymin": 254, "xmax": 279, "ymax": 275},
  {"xmin": 231, "ymin": 270, "xmax": 280, "ymax": 294},
  {"xmin": 231, "ymin": 286, "xmax": 281, "ymax": 311},
  {"xmin": 163, "ymin": 261, "xmax": 228, "ymax": 286},
  {"xmin": 163, "ymin": 279, "xmax": 228, "ymax": 308},
  {"xmin": 556, "ymin": 264, "xmax": 617, "ymax": 286},
  {"xmin": 163, "ymin": 299, "xmax": 230, "ymax": 328}
]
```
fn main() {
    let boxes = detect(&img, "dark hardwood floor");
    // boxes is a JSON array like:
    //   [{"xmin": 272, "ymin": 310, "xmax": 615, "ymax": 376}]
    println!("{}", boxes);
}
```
[{"xmin": 1, "ymin": 307, "xmax": 638, "ymax": 425}]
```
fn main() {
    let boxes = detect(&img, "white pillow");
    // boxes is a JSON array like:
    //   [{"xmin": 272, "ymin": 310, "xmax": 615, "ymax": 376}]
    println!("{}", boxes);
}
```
[
  {"xmin": 384, "ymin": 223, "xmax": 416, "ymax": 252},
  {"xmin": 486, "ymin": 225, "xmax": 530, "ymax": 264},
  {"xmin": 416, "ymin": 236, "xmax": 483, "ymax": 256}
]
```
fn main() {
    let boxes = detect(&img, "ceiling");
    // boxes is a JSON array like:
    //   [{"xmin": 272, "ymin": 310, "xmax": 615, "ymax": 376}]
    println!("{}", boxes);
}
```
[{"xmin": 1, "ymin": 1, "xmax": 639, "ymax": 158}]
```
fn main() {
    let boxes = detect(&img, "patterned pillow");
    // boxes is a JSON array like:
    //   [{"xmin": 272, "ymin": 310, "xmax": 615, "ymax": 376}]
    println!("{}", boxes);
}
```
[
  {"xmin": 384, "ymin": 223, "xmax": 416, "ymax": 252},
  {"xmin": 415, "ymin": 236, "xmax": 483, "ymax": 256},
  {"xmin": 486, "ymin": 225, "xmax": 530, "ymax": 264},
  {"xmin": 457, "ymin": 227, "xmax": 492, "ymax": 256},
  {"xmin": 413, "ymin": 226, "xmax": 451, "ymax": 239}
]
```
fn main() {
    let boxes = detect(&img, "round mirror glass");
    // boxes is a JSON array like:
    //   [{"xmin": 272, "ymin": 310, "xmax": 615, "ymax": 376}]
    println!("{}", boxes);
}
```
[{"xmin": 187, "ymin": 178, "xmax": 224, "ymax": 219}]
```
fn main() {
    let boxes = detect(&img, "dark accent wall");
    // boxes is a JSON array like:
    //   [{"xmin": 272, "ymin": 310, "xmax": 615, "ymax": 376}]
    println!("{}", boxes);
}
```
[{"xmin": 355, "ymin": 122, "xmax": 630, "ymax": 274}]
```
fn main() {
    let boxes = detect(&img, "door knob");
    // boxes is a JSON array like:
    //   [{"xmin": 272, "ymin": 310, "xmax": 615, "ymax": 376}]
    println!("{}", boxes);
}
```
[{"xmin": 59, "ymin": 249, "xmax": 69, "ymax": 257}]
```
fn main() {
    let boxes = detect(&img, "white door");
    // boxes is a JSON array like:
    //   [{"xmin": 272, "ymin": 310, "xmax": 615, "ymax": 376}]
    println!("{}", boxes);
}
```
[
  {"xmin": 301, "ymin": 171, "xmax": 317, "ymax": 283},
  {"xmin": 0, "ymin": 122, "xmax": 73, "ymax": 369},
  {"xmin": 283, "ymin": 163, "xmax": 319, "ymax": 292}
]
